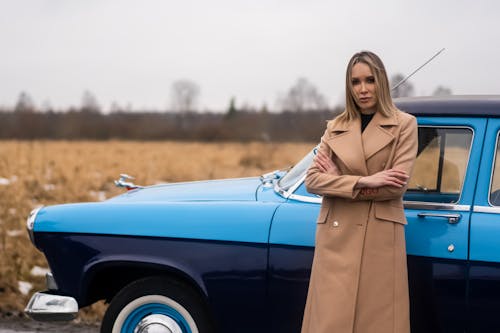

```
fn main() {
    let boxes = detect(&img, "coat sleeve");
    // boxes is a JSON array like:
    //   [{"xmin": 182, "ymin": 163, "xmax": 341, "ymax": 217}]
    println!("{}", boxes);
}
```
[
  {"xmin": 354, "ymin": 115, "xmax": 418, "ymax": 201},
  {"xmin": 304, "ymin": 126, "xmax": 363, "ymax": 199}
]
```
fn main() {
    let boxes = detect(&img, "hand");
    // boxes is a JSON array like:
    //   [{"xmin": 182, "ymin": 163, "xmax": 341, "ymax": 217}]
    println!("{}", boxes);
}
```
[
  {"xmin": 314, "ymin": 151, "xmax": 340, "ymax": 175},
  {"xmin": 356, "ymin": 169, "xmax": 409, "ymax": 188}
]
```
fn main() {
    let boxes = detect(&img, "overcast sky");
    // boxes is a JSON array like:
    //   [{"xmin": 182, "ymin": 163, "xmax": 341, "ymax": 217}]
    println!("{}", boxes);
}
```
[{"xmin": 0, "ymin": 0, "xmax": 498, "ymax": 112}]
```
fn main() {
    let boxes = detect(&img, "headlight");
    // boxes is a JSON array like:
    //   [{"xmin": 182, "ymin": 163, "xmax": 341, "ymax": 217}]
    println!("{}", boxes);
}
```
[{"xmin": 26, "ymin": 206, "xmax": 43, "ymax": 245}]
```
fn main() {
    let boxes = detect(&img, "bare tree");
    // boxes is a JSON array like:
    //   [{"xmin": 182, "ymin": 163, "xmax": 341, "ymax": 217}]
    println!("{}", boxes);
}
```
[
  {"xmin": 14, "ymin": 91, "xmax": 35, "ymax": 113},
  {"xmin": 170, "ymin": 79, "xmax": 200, "ymax": 112},
  {"xmin": 433, "ymin": 86, "xmax": 452, "ymax": 96},
  {"xmin": 81, "ymin": 90, "xmax": 101, "ymax": 113},
  {"xmin": 280, "ymin": 77, "xmax": 327, "ymax": 112},
  {"xmin": 390, "ymin": 74, "xmax": 415, "ymax": 98}
]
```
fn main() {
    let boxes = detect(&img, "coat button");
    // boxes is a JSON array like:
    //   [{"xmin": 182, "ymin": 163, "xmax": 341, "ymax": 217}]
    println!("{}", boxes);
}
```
[{"xmin": 333, "ymin": 221, "xmax": 339, "ymax": 227}]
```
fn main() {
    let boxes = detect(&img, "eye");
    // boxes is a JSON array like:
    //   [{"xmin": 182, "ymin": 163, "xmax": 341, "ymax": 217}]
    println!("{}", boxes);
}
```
[
  {"xmin": 351, "ymin": 78, "xmax": 360, "ymax": 85},
  {"xmin": 366, "ymin": 76, "xmax": 375, "ymax": 84}
]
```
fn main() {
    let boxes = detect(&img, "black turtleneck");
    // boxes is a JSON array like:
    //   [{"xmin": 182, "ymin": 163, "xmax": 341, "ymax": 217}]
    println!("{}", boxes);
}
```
[{"xmin": 360, "ymin": 113, "xmax": 374, "ymax": 133}]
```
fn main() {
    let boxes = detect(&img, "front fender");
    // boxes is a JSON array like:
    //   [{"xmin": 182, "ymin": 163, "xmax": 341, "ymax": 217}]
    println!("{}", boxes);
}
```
[{"xmin": 81, "ymin": 257, "xmax": 207, "ymax": 307}]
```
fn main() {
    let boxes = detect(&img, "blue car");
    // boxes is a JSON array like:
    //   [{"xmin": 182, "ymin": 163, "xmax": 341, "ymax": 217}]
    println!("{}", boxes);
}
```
[{"xmin": 25, "ymin": 96, "xmax": 500, "ymax": 332}]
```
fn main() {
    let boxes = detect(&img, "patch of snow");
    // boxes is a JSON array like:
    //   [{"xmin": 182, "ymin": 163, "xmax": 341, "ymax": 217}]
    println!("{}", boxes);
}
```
[
  {"xmin": 7, "ymin": 229, "xmax": 23, "ymax": 237},
  {"xmin": 18, "ymin": 281, "xmax": 33, "ymax": 295},
  {"xmin": 0, "ymin": 176, "xmax": 18, "ymax": 185},
  {"xmin": 30, "ymin": 266, "xmax": 50, "ymax": 277},
  {"xmin": 89, "ymin": 191, "xmax": 106, "ymax": 201},
  {"xmin": 43, "ymin": 183, "xmax": 56, "ymax": 191}
]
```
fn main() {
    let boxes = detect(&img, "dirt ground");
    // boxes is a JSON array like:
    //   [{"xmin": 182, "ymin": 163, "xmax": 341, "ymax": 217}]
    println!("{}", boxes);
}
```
[{"xmin": 0, "ymin": 315, "xmax": 99, "ymax": 333}]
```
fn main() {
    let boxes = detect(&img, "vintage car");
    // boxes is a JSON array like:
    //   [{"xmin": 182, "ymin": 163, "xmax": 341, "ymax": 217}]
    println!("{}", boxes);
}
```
[{"xmin": 25, "ymin": 95, "xmax": 500, "ymax": 333}]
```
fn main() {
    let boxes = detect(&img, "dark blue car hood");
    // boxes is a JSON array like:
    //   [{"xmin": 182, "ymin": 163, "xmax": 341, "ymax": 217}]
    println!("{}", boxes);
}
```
[{"xmin": 108, "ymin": 177, "xmax": 262, "ymax": 203}]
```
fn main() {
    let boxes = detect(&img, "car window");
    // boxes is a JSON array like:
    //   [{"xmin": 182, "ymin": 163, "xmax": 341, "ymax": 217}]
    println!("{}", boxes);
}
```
[
  {"xmin": 404, "ymin": 126, "xmax": 473, "ymax": 203},
  {"xmin": 489, "ymin": 133, "xmax": 500, "ymax": 206}
]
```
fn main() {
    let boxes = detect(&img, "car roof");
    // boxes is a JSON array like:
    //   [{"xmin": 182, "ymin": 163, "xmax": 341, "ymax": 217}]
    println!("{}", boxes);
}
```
[{"xmin": 395, "ymin": 95, "xmax": 500, "ymax": 117}]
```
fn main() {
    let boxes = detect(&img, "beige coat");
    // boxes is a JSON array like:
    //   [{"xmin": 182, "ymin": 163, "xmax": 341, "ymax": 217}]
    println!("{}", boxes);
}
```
[{"xmin": 301, "ymin": 110, "xmax": 418, "ymax": 333}]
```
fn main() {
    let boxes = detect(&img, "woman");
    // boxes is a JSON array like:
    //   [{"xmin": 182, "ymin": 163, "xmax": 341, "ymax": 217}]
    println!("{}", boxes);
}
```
[{"xmin": 301, "ymin": 51, "xmax": 418, "ymax": 333}]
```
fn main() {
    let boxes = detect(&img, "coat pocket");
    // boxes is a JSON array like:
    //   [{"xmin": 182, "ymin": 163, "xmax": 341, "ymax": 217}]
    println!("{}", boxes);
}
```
[
  {"xmin": 374, "ymin": 202, "xmax": 407, "ymax": 225},
  {"xmin": 316, "ymin": 205, "xmax": 330, "ymax": 224}
]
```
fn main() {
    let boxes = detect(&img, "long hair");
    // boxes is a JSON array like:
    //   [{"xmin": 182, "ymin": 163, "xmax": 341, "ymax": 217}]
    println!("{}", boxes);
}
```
[{"xmin": 337, "ymin": 51, "xmax": 397, "ymax": 123}]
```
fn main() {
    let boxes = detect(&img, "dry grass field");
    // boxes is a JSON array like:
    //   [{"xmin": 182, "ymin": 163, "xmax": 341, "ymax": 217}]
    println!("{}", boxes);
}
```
[{"xmin": 0, "ymin": 140, "xmax": 313, "ymax": 321}]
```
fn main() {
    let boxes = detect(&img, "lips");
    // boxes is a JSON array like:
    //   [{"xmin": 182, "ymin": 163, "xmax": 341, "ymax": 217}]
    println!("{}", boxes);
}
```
[{"xmin": 359, "ymin": 97, "xmax": 371, "ymax": 103}]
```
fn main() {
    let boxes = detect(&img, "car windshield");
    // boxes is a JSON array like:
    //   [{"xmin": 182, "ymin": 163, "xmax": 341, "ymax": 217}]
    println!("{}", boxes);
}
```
[{"xmin": 277, "ymin": 148, "xmax": 316, "ymax": 191}]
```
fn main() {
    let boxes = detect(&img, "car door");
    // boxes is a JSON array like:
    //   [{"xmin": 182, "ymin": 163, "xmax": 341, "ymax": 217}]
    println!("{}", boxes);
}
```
[
  {"xmin": 266, "ymin": 155, "xmax": 320, "ymax": 332},
  {"xmin": 403, "ymin": 117, "xmax": 486, "ymax": 332},
  {"xmin": 267, "ymin": 117, "xmax": 485, "ymax": 333},
  {"xmin": 468, "ymin": 117, "xmax": 500, "ymax": 332}
]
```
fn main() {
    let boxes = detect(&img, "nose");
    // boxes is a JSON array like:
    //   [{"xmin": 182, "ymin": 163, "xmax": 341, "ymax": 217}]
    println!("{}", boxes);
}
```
[{"xmin": 360, "ymin": 82, "xmax": 367, "ymax": 93}]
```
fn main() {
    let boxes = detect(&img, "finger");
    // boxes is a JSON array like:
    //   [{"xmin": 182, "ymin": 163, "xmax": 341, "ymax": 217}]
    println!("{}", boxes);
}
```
[
  {"xmin": 317, "ymin": 153, "xmax": 330, "ymax": 165},
  {"xmin": 315, "ymin": 159, "xmax": 327, "ymax": 172},
  {"xmin": 385, "ymin": 177, "xmax": 406, "ymax": 186},
  {"xmin": 321, "ymin": 160, "xmax": 335, "ymax": 172},
  {"xmin": 314, "ymin": 160, "xmax": 324, "ymax": 171},
  {"xmin": 386, "ymin": 170, "xmax": 409, "ymax": 180},
  {"xmin": 385, "ymin": 181, "xmax": 404, "ymax": 188},
  {"xmin": 315, "ymin": 155, "xmax": 325, "ymax": 166},
  {"xmin": 382, "ymin": 177, "xmax": 404, "ymax": 187},
  {"xmin": 317, "ymin": 151, "xmax": 328, "ymax": 159},
  {"xmin": 316, "ymin": 152, "xmax": 326, "ymax": 162},
  {"xmin": 314, "ymin": 155, "xmax": 327, "ymax": 166}
]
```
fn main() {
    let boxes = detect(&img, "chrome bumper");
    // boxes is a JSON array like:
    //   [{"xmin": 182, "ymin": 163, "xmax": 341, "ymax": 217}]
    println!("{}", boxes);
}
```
[{"xmin": 25, "ymin": 292, "xmax": 78, "ymax": 321}]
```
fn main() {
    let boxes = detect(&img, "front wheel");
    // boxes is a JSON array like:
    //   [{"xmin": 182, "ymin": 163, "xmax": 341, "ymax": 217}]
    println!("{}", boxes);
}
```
[{"xmin": 101, "ymin": 277, "xmax": 213, "ymax": 333}]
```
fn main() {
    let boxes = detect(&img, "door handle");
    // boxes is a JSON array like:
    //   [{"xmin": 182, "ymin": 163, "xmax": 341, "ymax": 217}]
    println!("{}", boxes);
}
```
[{"xmin": 417, "ymin": 213, "xmax": 461, "ymax": 224}]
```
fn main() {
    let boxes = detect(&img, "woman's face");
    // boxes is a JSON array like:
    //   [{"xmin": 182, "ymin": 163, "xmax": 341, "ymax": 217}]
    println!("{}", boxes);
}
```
[{"xmin": 351, "ymin": 62, "xmax": 378, "ymax": 114}]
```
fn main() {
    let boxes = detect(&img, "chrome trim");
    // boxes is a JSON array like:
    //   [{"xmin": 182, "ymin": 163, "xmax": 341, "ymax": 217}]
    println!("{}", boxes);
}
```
[
  {"xmin": 26, "ymin": 206, "xmax": 43, "ymax": 245},
  {"xmin": 417, "ymin": 212, "xmax": 461, "ymax": 224},
  {"xmin": 25, "ymin": 292, "xmax": 78, "ymax": 322},
  {"xmin": 134, "ymin": 314, "xmax": 182, "ymax": 333},
  {"xmin": 408, "ymin": 125, "xmax": 474, "ymax": 205},
  {"xmin": 274, "ymin": 173, "xmax": 306, "ymax": 199},
  {"xmin": 114, "ymin": 173, "xmax": 143, "ymax": 190},
  {"xmin": 46, "ymin": 273, "xmax": 58, "ymax": 290},
  {"xmin": 275, "ymin": 172, "xmax": 323, "ymax": 203},
  {"xmin": 288, "ymin": 193, "xmax": 322, "ymax": 203},
  {"xmin": 488, "ymin": 131, "xmax": 500, "ymax": 207},
  {"xmin": 403, "ymin": 201, "xmax": 470, "ymax": 211},
  {"xmin": 261, "ymin": 169, "xmax": 290, "ymax": 188},
  {"xmin": 473, "ymin": 205, "xmax": 500, "ymax": 214},
  {"xmin": 274, "ymin": 182, "xmax": 290, "ymax": 199},
  {"xmin": 288, "ymin": 173, "xmax": 307, "ymax": 195}
]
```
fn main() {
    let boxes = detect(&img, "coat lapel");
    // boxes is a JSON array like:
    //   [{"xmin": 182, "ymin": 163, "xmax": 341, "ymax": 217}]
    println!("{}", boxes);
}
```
[
  {"xmin": 362, "ymin": 111, "xmax": 398, "ymax": 160},
  {"xmin": 324, "ymin": 117, "xmax": 369, "ymax": 176}
]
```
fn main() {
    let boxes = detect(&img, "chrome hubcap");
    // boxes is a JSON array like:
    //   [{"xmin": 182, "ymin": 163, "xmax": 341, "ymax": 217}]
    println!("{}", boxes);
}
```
[{"xmin": 133, "ymin": 314, "xmax": 183, "ymax": 333}]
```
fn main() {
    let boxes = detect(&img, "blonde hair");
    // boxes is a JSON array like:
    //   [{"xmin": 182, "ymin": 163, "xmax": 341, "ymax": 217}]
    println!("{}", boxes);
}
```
[{"xmin": 337, "ymin": 51, "xmax": 397, "ymax": 123}]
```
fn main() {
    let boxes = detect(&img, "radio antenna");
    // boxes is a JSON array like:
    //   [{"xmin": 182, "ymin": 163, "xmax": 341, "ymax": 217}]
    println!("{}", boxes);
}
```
[{"xmin": 391, "ymin": 48, "xmax": 445, "ymax": 91}]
